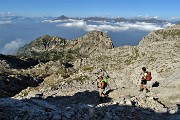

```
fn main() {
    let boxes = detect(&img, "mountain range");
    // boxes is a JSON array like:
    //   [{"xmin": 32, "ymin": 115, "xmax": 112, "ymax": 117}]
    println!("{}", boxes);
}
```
[
  {"xmin": 1, "ymin": 14, "xmax": 180, "ymax": 24},
  {"xmin": 53, "ymin": 15, "xmax": 168, "ymax": 23},
  {"xmin": 52, "ymin": 15, "xmax": 180, "ymax": 24}
]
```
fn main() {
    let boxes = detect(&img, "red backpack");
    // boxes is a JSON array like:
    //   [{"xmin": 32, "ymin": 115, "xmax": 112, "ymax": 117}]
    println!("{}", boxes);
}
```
[{"xmin": 146, "ymin": 72, "xmax": 152, "ymax": 81}]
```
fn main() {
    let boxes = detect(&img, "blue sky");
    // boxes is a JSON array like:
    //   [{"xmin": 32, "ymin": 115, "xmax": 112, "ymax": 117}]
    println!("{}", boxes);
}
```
[{"xmin": 0, "ymin": 0, "xmax": 180, "ymax": 18}]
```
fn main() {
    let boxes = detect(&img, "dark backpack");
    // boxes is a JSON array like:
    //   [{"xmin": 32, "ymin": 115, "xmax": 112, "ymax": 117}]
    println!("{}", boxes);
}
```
[{"xmin": 146, "ymin": 71, "xmax": 152, "ymax": 81}]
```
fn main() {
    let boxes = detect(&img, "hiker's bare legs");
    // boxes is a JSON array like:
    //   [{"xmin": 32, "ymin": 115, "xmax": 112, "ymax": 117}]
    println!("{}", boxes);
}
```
[
  {"xmin": 140, "ymin": 84, "xmax": 150, "ymax": 93},
  {"xmin": 144, "ymin": 85, "xmax": 150, "ymax": 93},
  {"xmin": 140, "ymin": 84, "xmax": 144, "ymax": 91},
  {"xmin": 98, "ymin": 88, "xmax": 102, "ymax": 97},
  {"xmin": 98, "ymin": 88, "xmax": 104, "ymax": 102}
]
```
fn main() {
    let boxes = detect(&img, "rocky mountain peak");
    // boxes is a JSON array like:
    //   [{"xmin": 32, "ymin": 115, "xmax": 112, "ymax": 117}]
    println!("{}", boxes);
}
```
[
  {"xmin": 16, "ymin": 35, "xmax": 66, "ymax": 57},
  {"xmin": 16, "ymin": 31, "xmax": 114, "ymax": 60},
  {"xmin": 68, "ymin": 30, "xmax": 114, "ymax": 55}
]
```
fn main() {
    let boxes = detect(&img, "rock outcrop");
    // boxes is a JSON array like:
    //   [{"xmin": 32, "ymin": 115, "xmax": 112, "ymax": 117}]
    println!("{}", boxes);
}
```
[
  {"xmin": 16, "ymin": 31, "xmax": 114, "ymax": 60},
  {"xmin": 68, "ymin": 31, "xmax": 114, "ymax": 55}
]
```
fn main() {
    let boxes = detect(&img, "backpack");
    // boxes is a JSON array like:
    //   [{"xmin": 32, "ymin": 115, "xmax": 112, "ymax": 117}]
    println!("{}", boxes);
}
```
[
  {"xmin": 100, "ymin": 79, "xmax": 108, "ymax": 89},
  {"xmin": 146, "ymin": 71, "xmax": 152, "ymax": 81}
]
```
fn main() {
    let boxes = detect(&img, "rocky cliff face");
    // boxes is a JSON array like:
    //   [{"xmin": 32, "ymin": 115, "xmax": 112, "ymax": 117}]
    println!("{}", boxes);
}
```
[
  {"xmin": 16, "ymin": 31, "xmax": 113, "ymax": 61},
  {"xmin": 0, "ymin": 25, "xmax": 180, "ymax": 119},
  {"xmin": 69, "ymin": 31, "xmax": 114, "ymax": 55},
  {"xmin": 136, "ymin": 25, "xmax": 180, "ymax": 107}
]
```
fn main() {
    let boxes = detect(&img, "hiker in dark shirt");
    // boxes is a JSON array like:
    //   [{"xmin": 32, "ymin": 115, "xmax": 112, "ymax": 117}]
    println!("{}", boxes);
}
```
[{"xmin": 139, "ymin": 67, "xmax": 150, "ymax": 93}]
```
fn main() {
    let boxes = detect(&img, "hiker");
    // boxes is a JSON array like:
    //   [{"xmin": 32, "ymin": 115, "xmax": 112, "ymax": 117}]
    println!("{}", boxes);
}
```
[
  {"xmin": 97, "ymin": 76, "xmax": 108, "ymax": 102},
  {"xmin": 98, "ymin": 68, "xmax": 110, "ymax": 86},
  {"xmin": 139, "ymin": 67, "xmax": 150, "ymax": 93}
]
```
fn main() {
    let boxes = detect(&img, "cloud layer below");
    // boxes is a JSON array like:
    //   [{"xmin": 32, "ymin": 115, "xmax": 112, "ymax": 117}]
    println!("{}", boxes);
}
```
[
  {"xmin": 1, "ymin": 38, "xmax": 24, "ymax": 55},
  {"xmin": 0, "ymin": 20, "xmax": 11, "ymax": 25},
  {"xmin": 49, "ymin": 19, "xmax": 174, "ymax": 32},
  {"xmin": 0, "ymin": 17, "xmax": 175, "ymax": 55}
]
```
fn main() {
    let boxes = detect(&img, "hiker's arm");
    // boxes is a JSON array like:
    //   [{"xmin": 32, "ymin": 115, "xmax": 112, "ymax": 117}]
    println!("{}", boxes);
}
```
[
  {"xmin": 143, "ymin": 73, "xmax": 148, "ymax": 79},
  {"xmin": 101, "ymin": 82, "xmax": 105, "ymax": 89},
  {"xmin": 96, "ymin": 80, "xmax": 99, "ymax": 89}
]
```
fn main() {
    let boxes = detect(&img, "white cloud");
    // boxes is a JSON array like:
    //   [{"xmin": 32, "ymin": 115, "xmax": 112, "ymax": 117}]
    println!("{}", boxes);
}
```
[
  {"xmin": 57, "ymin": 19, "xmax": 164, "ymax": 32},
  {"xmin": 169, "ymin": 16, "xmax": 180, "ymax": 21},
  {"xmin": 85, "ymin": 24, "xmax": 129, "ymax": 32},
  {"xmin": 163, "ymin": 22, "xmax": 175, "ymax": 28},
  {"xmin": 115, "ymin": 22, "xmax": 164, "ymax": 31},
  {"xmin": 0, "ymin": 21, "xmax": 12, "ymax": 25},
  {"xmin": 0, "ymin": 12, "xmax": 14, "ymax": 17},
  {"xmin": 57, "ymin": 20, "xmax": 129, "ymax": 32},
  {"xmin": 1, "ymin": 38, "xmax": 24, "ymax": 55},
  {"xmin": 83, "ymin": 24, "xmax": 100, "ymax": 31},
  {"xmin": 60, "ymin": 20, "xmax": 86, "ymax": 28}
]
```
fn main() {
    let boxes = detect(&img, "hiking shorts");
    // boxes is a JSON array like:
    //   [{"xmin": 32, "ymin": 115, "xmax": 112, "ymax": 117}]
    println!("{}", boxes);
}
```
[{"xmin": 141, "ymin": 80, "xmax": 147, "ymax": 85}]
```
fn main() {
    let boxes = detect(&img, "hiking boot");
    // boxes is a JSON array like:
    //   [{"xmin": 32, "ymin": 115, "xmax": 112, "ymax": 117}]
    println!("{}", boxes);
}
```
[
  {"xmin": 99, "ymin": 97, "xmax": 103, "ymax": 102},
  {"xmin": 139, "ymin": 89, "xmax": 143, "ymax": 92},
  {"xmin": 102, "ymin": 93, "xmax": 108, "ymax": 97},
  {"xmin": 146, "ymin": 89, "xmax": 150, "ymax": 93}
]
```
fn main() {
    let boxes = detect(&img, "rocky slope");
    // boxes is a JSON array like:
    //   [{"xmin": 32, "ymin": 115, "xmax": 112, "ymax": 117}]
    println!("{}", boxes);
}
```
[{"xmin": 0, "ymin": 25, "xmax": 180, "ymax": 120}]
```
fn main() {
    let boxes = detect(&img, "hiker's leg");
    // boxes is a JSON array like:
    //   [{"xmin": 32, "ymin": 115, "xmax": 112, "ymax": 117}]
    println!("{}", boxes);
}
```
[
  {"xmin": 145, "ymin": 86, "xmax": 150, "ymax": 93},
  {"xmin": 140, "ymin": 80, "xmax": 144, "ymax": 91},
  {"xmin": 102, "ymin": 88, "xmax": 106, "ymax": 96},
  {"xmin": 98, "ymin": 88, "xmax": 103, "ymax": 102},
  {"xmin": 99, "ymin": 88, "xmax": 102, "ymax": 97},
  {"xmin": 140, "ymin": 84, "xmax": 143, "ymax": 90},
  {"xmin": 143, "ymin": 81, "xmax": 150, "ymax": 93},
  {"xmin": 141, "ymin": 84, "xmax": 144, "ymax": 91}
]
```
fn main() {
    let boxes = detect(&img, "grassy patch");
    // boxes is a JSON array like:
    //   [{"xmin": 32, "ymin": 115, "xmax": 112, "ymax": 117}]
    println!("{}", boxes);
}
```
[
  {"xmin": 81, "ymin": 66, "xmax": 94, "ymax": 72},
  {"xmin": 66, "ymin": 75, "xmax": 89, "ymax": 84}
]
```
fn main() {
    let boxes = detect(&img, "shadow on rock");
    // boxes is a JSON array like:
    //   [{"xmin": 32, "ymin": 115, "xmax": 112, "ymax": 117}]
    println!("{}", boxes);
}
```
[
  {"xmin": 1, "ymin": 93, "xmax": 180, "ymax": 120},
  {"xmin": 105, "ymin": 88, "xmax": 115, "ymax": 96},
  {"xmin": 46, "ymin": 90, "xmax": 112, "ymax": 107},
  {"xmin": 0, "ymin": 73, "xmax": 43, "ymax": 98},
  {"xmin": 0, "ymin": 54, "xmax": 39, "ymax": 69}
]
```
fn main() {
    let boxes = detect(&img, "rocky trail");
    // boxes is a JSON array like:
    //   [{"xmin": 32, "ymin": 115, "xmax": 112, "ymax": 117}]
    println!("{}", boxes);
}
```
[{"xmin": 1, "ymin": 85, "xmax": 180, "ymax": 120}]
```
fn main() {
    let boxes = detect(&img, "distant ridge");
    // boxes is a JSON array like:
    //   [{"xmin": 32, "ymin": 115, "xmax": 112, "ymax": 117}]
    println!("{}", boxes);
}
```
[{"xmin": 53, "ymin": 15, "xmax": 167, "ymax": 23}]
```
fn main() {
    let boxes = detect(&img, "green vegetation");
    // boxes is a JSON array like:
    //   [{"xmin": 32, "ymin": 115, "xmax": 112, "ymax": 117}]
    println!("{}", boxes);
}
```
[
  {"xmin": 174, "ymin": 42, "xmax": 180, "ymax": 48},
  {"xmin": 66, "ymin": 75, "xmax": 89, "ymax": 84},
  {"xmin": 81, "ymin": 66, "xmax": 94, "ymax": 72}
]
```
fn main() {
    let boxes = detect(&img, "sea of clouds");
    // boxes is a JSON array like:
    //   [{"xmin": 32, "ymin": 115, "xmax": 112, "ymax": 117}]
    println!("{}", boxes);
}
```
[
  {"xmin": 0, "ymin": 17, "xmax": 175, "ymax": 55},
  {"xmin": 43, "ymin": 19, "xmax": 174, "ymax": 32}
]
